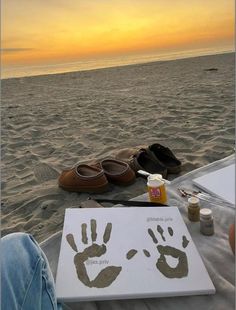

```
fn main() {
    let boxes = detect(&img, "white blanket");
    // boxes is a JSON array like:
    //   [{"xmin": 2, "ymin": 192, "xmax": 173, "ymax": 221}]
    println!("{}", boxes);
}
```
[{"xmin": 41, "ymin": 154, "xmax": 235, "ymax": 310}]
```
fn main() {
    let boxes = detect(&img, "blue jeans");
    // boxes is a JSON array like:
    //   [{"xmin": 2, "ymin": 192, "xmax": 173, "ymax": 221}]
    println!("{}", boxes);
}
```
[{"xmin": 1, "ymin": 232, "xmax": 62, "ymax": 310}]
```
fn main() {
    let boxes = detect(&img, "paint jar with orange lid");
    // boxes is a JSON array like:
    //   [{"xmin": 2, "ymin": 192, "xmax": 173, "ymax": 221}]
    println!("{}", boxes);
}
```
[{"xmin": 147, "ymin": 174, "xmax": 167, "ymax": 204}]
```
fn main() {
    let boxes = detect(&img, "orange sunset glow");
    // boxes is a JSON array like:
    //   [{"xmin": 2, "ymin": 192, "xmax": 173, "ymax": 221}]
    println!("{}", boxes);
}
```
[{"xmin": 2, "ymin": 0, "xmax": 234, "ymax": 69}]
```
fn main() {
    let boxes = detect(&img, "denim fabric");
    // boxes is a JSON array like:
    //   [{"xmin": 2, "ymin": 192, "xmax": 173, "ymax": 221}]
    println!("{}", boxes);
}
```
[{"xmin": 1, "ymin": 233, "xmax": 62, "ymax": 310}]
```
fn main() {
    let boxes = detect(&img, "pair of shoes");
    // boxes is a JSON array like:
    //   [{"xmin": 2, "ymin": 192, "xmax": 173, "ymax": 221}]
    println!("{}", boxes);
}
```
[
  {"xmin": 129, "ymin": 143, "xmax": 181, "ymax": 177},
  {"xmin": 58, "ymin": 159, "xmax": 136, "ymax": 193}
]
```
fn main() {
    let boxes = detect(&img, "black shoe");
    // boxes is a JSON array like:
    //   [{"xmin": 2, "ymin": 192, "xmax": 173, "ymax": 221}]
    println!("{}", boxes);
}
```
[
  {"xmin": 147, "ymin": 143, "xmax": 181, "ymax": 174},
  {"xmin": 129, "ymin": 149, "xmax": 167, "ymax": 177}
]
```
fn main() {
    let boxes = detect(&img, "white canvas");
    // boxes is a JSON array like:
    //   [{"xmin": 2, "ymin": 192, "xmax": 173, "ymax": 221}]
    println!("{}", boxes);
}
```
[
  {"xmin": 193, "ymin": 164, "xmax": 235, "ymax": 205},
  {"xmin": 56, "ymin": 207, "xmax": 215, "ymax": 302}
]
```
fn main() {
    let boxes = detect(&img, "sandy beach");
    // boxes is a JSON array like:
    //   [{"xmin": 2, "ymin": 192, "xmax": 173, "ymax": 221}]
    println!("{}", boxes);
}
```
[{"xmin": 1, "ymin": 52, "xmax": 235, "ymax": 242}]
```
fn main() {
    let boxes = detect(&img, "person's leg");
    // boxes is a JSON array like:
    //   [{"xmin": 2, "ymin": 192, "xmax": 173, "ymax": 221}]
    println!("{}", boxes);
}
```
[{"xmin": 1, "ymin": 232, "xmax": 62, "ymax": 310}]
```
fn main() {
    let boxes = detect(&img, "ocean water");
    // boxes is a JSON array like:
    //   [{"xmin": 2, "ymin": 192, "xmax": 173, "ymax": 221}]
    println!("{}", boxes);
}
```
[{"xmin": 2, "ymin": 47, "xmax": 233, "ymax": 79}]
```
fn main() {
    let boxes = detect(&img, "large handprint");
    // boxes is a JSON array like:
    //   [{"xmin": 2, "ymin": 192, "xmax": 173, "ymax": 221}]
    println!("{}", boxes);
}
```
[
  {"xmin": 66, "ymin": 219, "xmax": 122, "ymax": 288},
  {"xmin": 145, "ymin": 225, "xmax": 189, "ymax": 278}
]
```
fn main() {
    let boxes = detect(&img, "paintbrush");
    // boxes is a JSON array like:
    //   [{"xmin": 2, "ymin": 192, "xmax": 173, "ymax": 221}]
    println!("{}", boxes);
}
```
[
  {"xmin": 89, "ymin": 197, "xmax": 168, "ymax": 207},
  {"xmin": 137, "ymin": 170, "xmax": 171, "ymax": 184},
  {"xmin": 178, "ymin": 188, "xmax": 234, "ymax": 208}
]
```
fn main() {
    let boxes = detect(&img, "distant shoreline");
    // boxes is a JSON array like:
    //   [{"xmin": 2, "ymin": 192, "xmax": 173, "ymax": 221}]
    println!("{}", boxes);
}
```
[{"xmin": 2, "ymin": 51, "xmax": 233, "ymax": 81}]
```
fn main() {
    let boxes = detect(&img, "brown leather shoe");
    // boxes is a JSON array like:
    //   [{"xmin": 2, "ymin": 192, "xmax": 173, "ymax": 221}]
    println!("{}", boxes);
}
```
[
  {"xmin": 58, "ymin": 164, "xmax": 109, "ymax": 193},
  {"xmin": 100, "ymin": 159, "xmax": 136, "ymax": 186}
]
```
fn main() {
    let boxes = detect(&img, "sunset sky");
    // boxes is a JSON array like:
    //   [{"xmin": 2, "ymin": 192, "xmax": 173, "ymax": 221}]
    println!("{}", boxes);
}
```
[{"xmin": 2, "ymin": 0, "xmax": 234, "ymax": 68}]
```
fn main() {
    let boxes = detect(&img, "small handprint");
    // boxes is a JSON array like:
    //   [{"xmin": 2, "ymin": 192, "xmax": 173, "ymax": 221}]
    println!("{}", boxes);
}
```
[
  {"xmin": 146, "ymin": 225, "xmax": 189, "ymax": 278},
  {"xmin": 66, "ymin": 219, "xmax": 122, "ymax": 288}
]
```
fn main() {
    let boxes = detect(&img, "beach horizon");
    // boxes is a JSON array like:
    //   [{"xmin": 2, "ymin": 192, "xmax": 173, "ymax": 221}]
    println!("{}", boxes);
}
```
[{"xmin": 2, "ymin": 49, "xmax": 234, "ymax": 80}]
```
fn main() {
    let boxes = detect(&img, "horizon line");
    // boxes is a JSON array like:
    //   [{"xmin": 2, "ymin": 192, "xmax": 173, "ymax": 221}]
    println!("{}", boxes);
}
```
[{"xmin": 2, "ymin": 50, "xmax": 234, "ymax": 80}]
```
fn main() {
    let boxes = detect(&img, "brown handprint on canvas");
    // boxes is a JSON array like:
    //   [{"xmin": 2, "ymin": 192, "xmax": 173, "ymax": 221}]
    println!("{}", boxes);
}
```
[
  {"xmin": 66, "ymin": 219, "xmax": 122, "ymax": 288},
  {"xmin": 144, "ymin": 225, "xmax": 189, "ymax": 278}
]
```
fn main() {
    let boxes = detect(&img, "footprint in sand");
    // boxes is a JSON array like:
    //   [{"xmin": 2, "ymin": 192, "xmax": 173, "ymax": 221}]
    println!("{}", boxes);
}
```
[{"xmin": 33, "ymin": 163, "xmax": 59, "ymax": 182}]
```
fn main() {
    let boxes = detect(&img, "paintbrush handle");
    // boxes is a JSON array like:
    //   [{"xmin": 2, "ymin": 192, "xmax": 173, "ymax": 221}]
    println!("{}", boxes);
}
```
[
  {"xmin": 92, "ymin": 198, "xmax": 168, "ymax": 207},
  {"xmin": 137, "ymin": 170, "xmax": 171, "ymax": 185}
]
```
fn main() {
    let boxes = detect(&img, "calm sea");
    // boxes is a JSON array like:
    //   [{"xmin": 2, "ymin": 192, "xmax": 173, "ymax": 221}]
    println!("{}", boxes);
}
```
[{"xmin": 2, "ymin": 47, "xmax": 233, "ymax": 79}]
